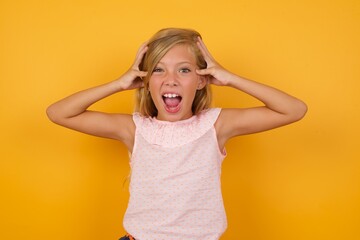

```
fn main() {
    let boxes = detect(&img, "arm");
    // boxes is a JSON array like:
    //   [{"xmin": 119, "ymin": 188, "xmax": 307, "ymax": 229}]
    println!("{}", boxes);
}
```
[
  {"xmin": 196, "ymin": 38, "xmax": 307, "ymax": 147},
  {"xmin": 46, "ymin": 43, "xmax": 148, "ymax": 151}
]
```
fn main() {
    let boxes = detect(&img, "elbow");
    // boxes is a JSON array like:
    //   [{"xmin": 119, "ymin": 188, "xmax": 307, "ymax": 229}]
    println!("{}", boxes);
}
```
[
  {"xmin": 46, "ymin": 104, "xmax": 61, "ymax": 124},
  {"xmin": 46, "ymin": 105, "xmax": 56, "ymax": 122},
  {"xmin": 291, "ymin": 99, "xmax": 308, "ymax": 122}
]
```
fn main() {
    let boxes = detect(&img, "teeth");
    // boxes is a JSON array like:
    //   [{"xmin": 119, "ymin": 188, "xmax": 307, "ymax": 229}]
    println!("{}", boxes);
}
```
[{"xmin": 163, "ymin": 93, "xmax": 179, "ymax": 98}]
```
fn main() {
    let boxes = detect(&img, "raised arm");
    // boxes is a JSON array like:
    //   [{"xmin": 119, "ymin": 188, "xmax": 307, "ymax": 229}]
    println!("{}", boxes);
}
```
[
  {"xmin": 196, "ymin": 37, "xmax": 307, "ymax": 148},
  {"xmin": 46, "ymin": 43, "xmax": 148, "ymax": 151}
]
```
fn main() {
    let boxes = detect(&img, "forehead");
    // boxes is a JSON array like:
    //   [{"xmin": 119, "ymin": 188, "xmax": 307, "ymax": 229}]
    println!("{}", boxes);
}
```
[{"xmin": 158, "ymin": 44, "xmax": 196, "ymax": 64}]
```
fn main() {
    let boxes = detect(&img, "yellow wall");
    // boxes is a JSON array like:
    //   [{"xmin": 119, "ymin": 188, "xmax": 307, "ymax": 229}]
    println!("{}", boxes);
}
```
[{"xmin": 1, "ymin": 0, "xmax": 359, "ymax": 239}]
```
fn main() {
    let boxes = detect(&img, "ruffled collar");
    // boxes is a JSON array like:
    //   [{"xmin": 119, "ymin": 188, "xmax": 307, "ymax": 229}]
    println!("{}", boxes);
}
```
[{"xmin": 133, "ymin": 108, "xmax": 221, "ymax": 148}]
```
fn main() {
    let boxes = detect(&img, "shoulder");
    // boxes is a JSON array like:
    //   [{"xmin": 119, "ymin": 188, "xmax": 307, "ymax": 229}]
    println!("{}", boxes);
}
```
[
  {"xmin": 214, "ymin": 108, "xmax": 250, "ymax": 136},
  {"xmin": 198, "ymin": 108, "xmax": 222, "ymax": 123},
  {"xmin": 214, "ymin": 108, "xmax": 248, "ymax": 148},
  {"xmin": 110, "ymin": 113, "xmax": 136, "ymax": 150}
]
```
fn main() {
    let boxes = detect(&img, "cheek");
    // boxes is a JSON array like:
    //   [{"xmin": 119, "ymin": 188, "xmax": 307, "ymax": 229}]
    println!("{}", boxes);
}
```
[
  {"xmin": 148, "ymin": 77, "xmax": 160, "ymax": 91},
  {"xmin": 183, "ymin": 75, "xmax": 200, "ymax": 89},
  {"xmin": 147, "ymin": 78, "xmax": 163, "ymax": 105}
]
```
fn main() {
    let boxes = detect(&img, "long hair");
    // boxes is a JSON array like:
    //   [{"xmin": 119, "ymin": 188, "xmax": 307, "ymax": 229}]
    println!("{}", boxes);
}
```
[{"xmin": 135, "ymin": 28, "xmax": 212, "ymax": 117}]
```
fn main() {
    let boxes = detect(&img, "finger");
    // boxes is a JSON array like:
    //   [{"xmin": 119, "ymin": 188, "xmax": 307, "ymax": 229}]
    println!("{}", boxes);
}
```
[
  {"xmin": 133, "ymin": 46, "xmax": 148, "ymax": 68},
  {"xmin": 196, "ymin": 68, "xmax": 212, "ymax": 76},
  {"xmin": 138, "ymin": 71, "xmax": 148, "ymax": 78},
  {"xmin": 196, "ymin": 40, "xmax": 209, "ymax": 61},
  {"xmin": 135, "ymin": 78, "xmax": 145, "ymax": 88},
  {"xmin": 136, "ymin": 41, "xmax": 148, "ymax": 57},
  {"xmin": 133, "ymin": 42, "xmax": 148, "ymax": 69},
  {"xmin": 196, "ymin": 37, "xmax": 215, "ymax": 63}
]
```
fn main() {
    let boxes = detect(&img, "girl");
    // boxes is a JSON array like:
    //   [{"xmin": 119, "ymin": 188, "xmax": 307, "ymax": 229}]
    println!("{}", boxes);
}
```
[{"xmin": 47, "ymin": 28, "xmax": 307, "ymax": 240}]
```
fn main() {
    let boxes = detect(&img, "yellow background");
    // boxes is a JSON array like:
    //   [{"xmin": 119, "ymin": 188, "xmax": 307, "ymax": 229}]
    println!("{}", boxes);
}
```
[{"xmin": 1, "ymin": 0, "xmax": 359, "ymax": 239}]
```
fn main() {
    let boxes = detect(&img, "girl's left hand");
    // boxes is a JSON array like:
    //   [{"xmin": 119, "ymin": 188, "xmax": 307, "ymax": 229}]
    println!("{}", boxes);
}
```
[{"xmin": 196, "ymin": 37, "xmax": 234, "ymax": 86}]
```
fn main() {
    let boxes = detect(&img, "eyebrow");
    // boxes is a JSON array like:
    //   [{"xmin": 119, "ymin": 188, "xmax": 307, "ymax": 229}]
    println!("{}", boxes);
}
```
[{"xmin": 157, "ymin": 61, "xmax": 194, "ymax": 65}]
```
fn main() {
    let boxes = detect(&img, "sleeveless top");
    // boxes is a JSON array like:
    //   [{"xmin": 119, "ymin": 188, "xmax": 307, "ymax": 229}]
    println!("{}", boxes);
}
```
[{"xmin": 123, "ymin": 108, "xmax": 227, "ymax": 240}]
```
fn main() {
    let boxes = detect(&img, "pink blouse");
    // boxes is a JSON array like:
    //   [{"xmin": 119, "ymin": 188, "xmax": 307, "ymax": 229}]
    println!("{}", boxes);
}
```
[{"xmin": 123, "ymin": 108, "xmax": 227, "ymax": 240}]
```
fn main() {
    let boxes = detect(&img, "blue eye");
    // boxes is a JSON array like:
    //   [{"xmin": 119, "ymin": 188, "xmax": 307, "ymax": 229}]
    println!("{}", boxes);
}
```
[
  {"xmin": 153, "ymin": 67, "xmax": 163, "ymax": 73},
  {"xmin": 179, "ymin": 68, "xmax": 191, "ymax": 73}
]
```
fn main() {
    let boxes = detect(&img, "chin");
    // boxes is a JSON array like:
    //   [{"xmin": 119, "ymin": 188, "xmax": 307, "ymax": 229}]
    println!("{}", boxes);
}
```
[{"xmin": 158, "ymin": 110, "xmax": 194, "ymax": 122}]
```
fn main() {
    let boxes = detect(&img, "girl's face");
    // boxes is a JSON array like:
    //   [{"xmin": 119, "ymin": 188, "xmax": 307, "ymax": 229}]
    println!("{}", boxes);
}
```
[{"xmin": 149, "ymin": 44, "xmax": 206, "ymax": 122}]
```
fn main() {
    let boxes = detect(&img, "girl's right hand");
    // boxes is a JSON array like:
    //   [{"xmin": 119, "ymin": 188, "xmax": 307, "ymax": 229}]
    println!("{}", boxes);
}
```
[
  {"xmin": 117, "ymin": 42, "xmax": 148, "ymax": 90},
  {"xmin": 46, "ymin": 42, "xmax": 150, "ymax": 150}
]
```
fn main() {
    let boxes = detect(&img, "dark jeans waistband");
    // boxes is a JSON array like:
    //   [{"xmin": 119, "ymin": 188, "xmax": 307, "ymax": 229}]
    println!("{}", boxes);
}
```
[{"xmin": 119, "ymin": 233, "xmax": 135, "ymax": 240}]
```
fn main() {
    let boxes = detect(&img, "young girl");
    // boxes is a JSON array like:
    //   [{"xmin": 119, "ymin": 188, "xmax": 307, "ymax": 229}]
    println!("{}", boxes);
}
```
[{"xmin": 47, "ymin": 28, "xmax": 307, "ymax": 240}]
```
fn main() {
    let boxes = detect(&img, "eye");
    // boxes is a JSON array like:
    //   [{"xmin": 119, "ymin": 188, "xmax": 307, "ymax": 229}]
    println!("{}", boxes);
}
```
[
  {"xmin": 153, "ymin": 67, "xmax": 163, "ymax": 73},
  {"xmin": 179, "ymin": 68, "xmax": 191, "ymax": 73}
]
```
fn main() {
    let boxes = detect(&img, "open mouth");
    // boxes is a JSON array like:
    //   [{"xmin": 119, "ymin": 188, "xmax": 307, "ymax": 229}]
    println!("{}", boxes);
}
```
[{"xmin": 162, "ymin": 93, "xmax": 182, "ymax": 113}]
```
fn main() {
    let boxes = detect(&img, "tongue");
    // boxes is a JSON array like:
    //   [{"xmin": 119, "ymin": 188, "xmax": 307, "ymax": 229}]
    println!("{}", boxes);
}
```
[{"xmin": 164, "ymin": 97, "xmax": 181, "ymax": 107}]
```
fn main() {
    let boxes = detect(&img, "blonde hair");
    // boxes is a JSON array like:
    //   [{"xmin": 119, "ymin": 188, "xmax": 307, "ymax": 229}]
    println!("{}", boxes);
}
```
[{"xmin": 135, "ymin": 28, "xmax": 212, "ymax": 117}]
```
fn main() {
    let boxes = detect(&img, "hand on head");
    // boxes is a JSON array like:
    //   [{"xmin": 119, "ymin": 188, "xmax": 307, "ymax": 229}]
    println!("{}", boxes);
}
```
[
  {"xmin": 123, "ymin": 34, "xmax": 233, "ymax": 92},
  {"xmin": 119, "ymin": 42, "xmax": 149, "ymax": 90},
  {"xmin": 196, "ymin": 37, "xmax": 233, "ymax": 87}
]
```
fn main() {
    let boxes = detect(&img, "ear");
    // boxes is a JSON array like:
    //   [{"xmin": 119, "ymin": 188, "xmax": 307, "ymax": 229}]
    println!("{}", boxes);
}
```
[{"xmin": 197, "ymin": 75, "xmax": 207, "ymax": 90}]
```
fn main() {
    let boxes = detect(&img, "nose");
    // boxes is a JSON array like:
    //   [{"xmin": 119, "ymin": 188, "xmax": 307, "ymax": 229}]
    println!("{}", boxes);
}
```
[{"xmin": 164, "ymin": 72, "xmax": 178, "ymax": 86}]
